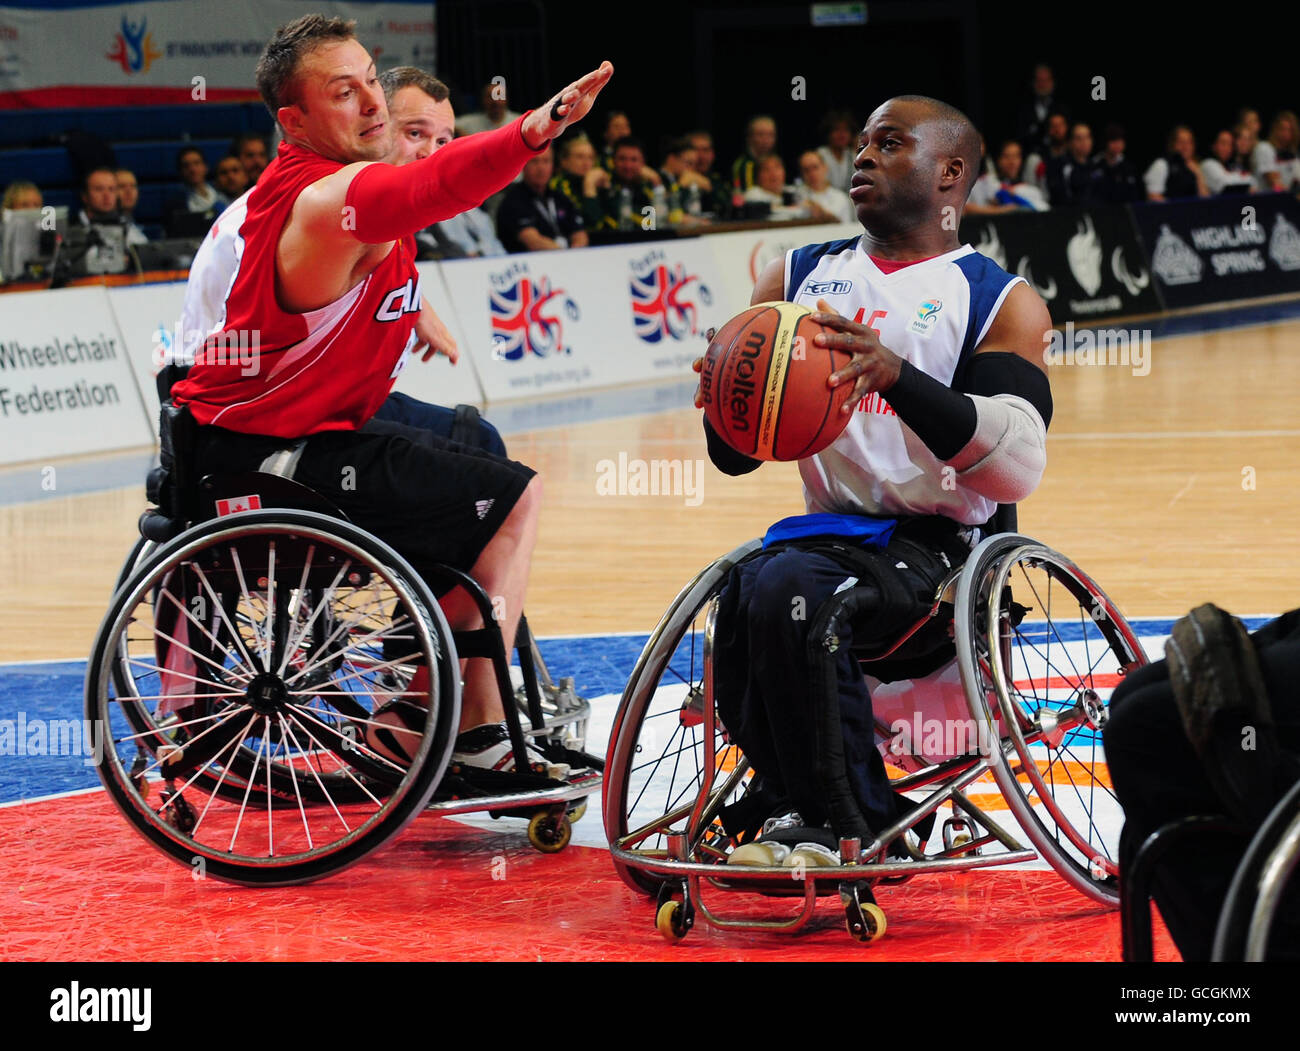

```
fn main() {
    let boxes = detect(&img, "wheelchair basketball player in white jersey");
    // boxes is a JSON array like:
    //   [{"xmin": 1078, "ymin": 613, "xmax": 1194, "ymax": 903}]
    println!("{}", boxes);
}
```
[{"xmin": 693, "ymin": 95, "xmax": 1056, "ymax": 859}]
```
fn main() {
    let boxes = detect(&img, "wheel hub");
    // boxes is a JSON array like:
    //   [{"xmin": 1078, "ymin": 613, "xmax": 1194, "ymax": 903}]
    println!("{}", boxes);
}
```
[{"xmin": 244, "ymin": 672, "xmax": 289, "ymax": 715}]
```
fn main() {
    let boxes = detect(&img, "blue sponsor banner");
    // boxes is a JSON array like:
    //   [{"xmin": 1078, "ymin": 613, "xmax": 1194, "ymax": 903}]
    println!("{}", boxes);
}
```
[
  {"xmin": 959, "ymin": 204, "xmax": 1161, "ymax": 322},
  {"xmin": 1129, "ymin": 193, "xmax": 1300, "ymax": 309}
]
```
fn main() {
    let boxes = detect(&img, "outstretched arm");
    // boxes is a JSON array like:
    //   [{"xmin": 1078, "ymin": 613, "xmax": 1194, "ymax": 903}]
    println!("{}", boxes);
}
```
[
  {"xmin": 292, "ymin": 61, "xmax": 614, "ymax": 245},
  {"xmin": 341, "ymin": 61, "xmax": 615, "ymax": 244}
]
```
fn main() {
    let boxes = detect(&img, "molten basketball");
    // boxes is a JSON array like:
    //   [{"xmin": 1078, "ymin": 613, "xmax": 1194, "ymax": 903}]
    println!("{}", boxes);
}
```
[{"xmin": 700, "ymin": 301, "xmax": 855, "ymax": 461}]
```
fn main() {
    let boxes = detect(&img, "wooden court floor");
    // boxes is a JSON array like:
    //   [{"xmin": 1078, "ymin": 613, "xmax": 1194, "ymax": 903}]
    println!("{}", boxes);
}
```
[{"xmin": 3, "ymin": 315, "xmax": 1298, "ymax": 663}]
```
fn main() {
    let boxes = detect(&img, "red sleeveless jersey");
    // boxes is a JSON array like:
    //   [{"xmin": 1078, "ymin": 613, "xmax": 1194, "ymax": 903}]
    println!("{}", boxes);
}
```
[{"xmin": 171, "ymin": 142, "xmax": 421, "ymax": 437}]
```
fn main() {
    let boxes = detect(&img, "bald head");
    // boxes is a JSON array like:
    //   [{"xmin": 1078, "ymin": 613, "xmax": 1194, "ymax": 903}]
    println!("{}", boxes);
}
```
[{"xmin": 886, "ymin": 94, "xmax": 982, "ymax": 198}]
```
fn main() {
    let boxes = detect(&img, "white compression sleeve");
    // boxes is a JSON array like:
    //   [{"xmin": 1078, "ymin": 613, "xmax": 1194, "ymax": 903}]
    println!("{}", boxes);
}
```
[{"xmin": 945, "ymin": 394, "xmax": 1047, "ymax": 503}]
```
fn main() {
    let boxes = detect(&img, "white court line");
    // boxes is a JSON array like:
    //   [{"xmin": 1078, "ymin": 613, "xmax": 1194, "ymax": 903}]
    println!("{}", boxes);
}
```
[
  {"xmin": 1049, "ymin": 429, "xmax": 1300, "ymax": 441},
  {"xmin": 0, "ymin": 785, "xmax": 104, "ymax": 809}
]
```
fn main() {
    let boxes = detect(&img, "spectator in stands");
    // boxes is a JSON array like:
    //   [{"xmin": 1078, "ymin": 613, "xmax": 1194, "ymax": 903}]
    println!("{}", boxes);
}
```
[
  {"xmin": 168, "ymin": 146, "xmax": 228, "ymax": 216},
  {"xmin": 816, "ymin": 109, "xmax": 857, "ymax": 192},
  {"xmin": 1253, "ymin": 111, "xmax": 1300, "ymax": 194},
  {"xmin": 795, "ymin": 150, "xmax": 853, "ymax": 223},
  {"xmin": 550, "ymin": 133, "xmax": 605, "ymax": 212},
  {"xmin": 1144, "ymin": 125, "xmax": 1208, "ymax": 201},
  {"xmin": 731, "ymin": 115, "xmax": 778, "ymax": 192},
  {"xmin": 658, "ymin": 136, "xmax": 712, "ymax": 201},
  {"xmin": 1022, "ymin": 111, "xmax": 1068, "ymax": 196},
  {"xmin": 496, "ymin": 145, "xmax": 588, "ymax": 253},
  {"xmin": 1045, "ymin": 122, "xmax": 1103, "ymax": 206},
  {"xmin": 966, "ymin": 139, "xmax": 1049, "ymax": 213},
  {"xmin": 427, "ymin": 208, "xmax": 507, "ymax": 258},
  {"xmin": 1202, "ymin": 128, "xmax": 1258, "ymax": 195},
  {"xmin": 212, "ymin": 154, "xmax": 249, "ymax": 200},
  {"xmin": 115, "ymin": 168, "xmax": 140, "ymax": 221},
  {"xmin": 77, "ymin": 166, "xmax": 147, "ymax": 244},
  {"xmin": 1016, "ymin": 63, "xmax": 1067, "ymax": 159},
  {"xmin": 2, "ymin": 182, "xmax": 42, "ymax": 211},
  {"xmin": 686, "ymin": 129, "xmax": 729, "ymax": 215},
  {"xmin": 1237, "ymin": 106, "xmax": 1262, "ymax": 142},
  {"xmin": 598, "ymin": 110, "xmax": 631, "ymax": 172},
  {"xmin": 1092, "ymin": 124, "xmax": 1143, "ymax": 204},
  {"xmin": 742, "ymin": 154, "xmax": 800, "ymax": 219},
  {"xmin": 1234, "ymin": 123, "xmax": 1262, "ymax": 186},
  {"xmin": 230, "ymin": 132, "xmax": 270, "ymax": 186},
  {"xmin": 582, "ymin": 135, "xmax": 655, "ymax": 231},
  {"xmin": 455, "ymin": 79, "xmax": 521, "ymax": 137}
]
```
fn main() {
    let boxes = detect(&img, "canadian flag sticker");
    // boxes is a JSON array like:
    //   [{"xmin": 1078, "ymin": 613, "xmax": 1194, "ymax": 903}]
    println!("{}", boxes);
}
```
[{"xmin": 215, "ymin": 494, "xmax": 263, "ymax": 516}]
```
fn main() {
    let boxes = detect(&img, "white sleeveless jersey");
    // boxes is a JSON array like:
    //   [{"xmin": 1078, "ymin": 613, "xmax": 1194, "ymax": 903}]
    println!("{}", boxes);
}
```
[
  {"xmin": 167, "ymin": 189, "xmax": 252, "ymax": 366},
  {"xmin": 784, "ymin": 237, "xmax": 1025, "ymax": 526}
]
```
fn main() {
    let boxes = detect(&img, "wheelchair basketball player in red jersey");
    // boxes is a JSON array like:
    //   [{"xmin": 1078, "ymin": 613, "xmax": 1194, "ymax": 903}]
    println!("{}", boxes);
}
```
[{"xmin": 169, "ymin": 14, "xmax": 613, "ymax": 775}]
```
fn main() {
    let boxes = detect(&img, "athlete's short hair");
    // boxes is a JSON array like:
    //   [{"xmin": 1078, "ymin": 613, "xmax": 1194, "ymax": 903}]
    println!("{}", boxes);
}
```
[
  {"xmin": 890, "ymin": 94, "xmax": 982, "ymax": 200},
  {"xmin": 379, "ymin": 67, "xmax": 449, "ymax": 104},
  {"xmin": 256, "ymin": 14, "xmax": 357, "ymax": 120}
]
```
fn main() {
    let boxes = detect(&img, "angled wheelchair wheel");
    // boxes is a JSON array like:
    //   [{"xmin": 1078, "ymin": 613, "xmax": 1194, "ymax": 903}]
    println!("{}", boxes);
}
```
[
  {"xmin": 110, "ymin": 534, "xmax": 367, "ymax": 809},
  {"xmin": 603, "ymin": 540, "xmax": 762, "ymax": 895},
  {"xmin": 87, "ymin": 509, "xmax": 460, "ymax": 886},
  {"xmin": 954, "ymin": 534, "xmax": 1148, "ymax": 905}
]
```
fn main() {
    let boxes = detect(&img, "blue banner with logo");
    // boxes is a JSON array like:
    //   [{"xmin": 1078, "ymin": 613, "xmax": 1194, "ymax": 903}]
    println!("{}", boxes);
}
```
[
  {"xmin": 1128, "ymin": 193, "xmax": 1300, "ymax": 310},
  {"xmin": 959, "ymin": 205, "xmax": 1161, "ymax": 322}
]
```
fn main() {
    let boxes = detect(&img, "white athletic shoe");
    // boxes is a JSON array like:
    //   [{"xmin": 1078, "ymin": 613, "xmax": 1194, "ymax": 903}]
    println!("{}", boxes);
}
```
[{"xmin": 451, "ymin": 722, "xmax": 570, "ymax": 780}]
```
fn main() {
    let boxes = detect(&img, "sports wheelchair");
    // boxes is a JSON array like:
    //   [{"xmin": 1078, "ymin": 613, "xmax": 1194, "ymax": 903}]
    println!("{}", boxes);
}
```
[
  {"xmin": 87, "ymin": 401, "xmax": 601, "ymax": 886},
  {"xmin": 602, "ymin": 508, "xmax": 1148, "ymax": 943}
]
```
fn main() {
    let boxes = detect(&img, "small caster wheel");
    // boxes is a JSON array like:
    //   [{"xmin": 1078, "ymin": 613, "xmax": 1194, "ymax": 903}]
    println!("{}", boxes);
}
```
[
  {"xmin": 527, "ymin": 810, "xmax": 572, "ymax": 853},
  {"xmin": 160, "ymin": 790, "xmax": 196, "ymax": 835},
  {"xmin": 567, "ymin": 799, "xmax": 588, "ymax": 824},
  {"xmin": 656, "ymin": 900, "xmax": 691, "ymax": 942},
  {"xmin": 129, "ymin": 753, "xmax": 149, "ymax": 797},
  {"xmin": 846, "ymin": 902, "xmax": 887, "ymax": 943}
]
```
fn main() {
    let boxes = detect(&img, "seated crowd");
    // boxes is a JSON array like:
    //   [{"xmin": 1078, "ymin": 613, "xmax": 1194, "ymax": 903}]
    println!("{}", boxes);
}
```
[{"xmin": 2, "ymin": 64, "xmax": 1296, "ymax": 279}]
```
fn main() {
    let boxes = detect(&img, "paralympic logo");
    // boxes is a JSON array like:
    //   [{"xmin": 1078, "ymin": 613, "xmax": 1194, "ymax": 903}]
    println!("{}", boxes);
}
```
[{"xmin": 107, "ymin": 15, "xmax": 162, "ymax": 74}]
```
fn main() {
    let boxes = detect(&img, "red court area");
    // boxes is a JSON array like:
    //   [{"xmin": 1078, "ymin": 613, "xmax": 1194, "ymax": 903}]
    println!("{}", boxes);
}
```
[{"xmin": 0, "ymin": 791, "xmax": 1177, "ymax": 962}]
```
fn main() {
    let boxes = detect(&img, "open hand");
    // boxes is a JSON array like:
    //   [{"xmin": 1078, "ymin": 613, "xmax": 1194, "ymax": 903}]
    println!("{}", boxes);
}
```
[
  {"xmin": 415, "ymin": 297, "xmax": 458, "ymax": 364},
  {"xmin": 811, "ymin": 298, "xmax": 903, "ymax": 414},
  {"xmin": 522, "ymin": 61, "xmax": 614, "ymax": 148}
]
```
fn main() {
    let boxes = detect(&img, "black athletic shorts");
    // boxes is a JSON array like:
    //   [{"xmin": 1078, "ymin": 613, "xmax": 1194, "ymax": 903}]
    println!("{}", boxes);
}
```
[{"xmin": 192, "ymin": 417, "xmax": 536, "ymax": 584}]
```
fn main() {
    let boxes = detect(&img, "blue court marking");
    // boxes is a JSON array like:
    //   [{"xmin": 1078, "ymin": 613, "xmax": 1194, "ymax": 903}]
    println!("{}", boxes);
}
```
[{"xmin": 0, "ymin": 618, "xmax": 1275, "ymax": 806}]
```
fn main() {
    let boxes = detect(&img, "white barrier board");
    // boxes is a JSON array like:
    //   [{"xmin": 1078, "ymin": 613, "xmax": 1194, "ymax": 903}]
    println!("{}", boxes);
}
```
[
  {"xmin": 0, "ymin": 286, "xmax": 152, "ymax": 465},
  {"xmin": 107, "ymin": 280, "xmax": 189, "ymax": 424},
  {"xmin": 442, "ymin": 239, "xmax": 732, "ymax": 402}
]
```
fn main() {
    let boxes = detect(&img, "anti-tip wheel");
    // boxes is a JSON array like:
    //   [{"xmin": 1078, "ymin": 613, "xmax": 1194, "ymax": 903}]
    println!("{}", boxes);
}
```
[
  {"xmin": 527, "ymin": 810, "xmax": 572, "ymax": 853},
  {"xmin": 656, "ymin": 900, "xmax": 689, "ymax": 942},
  {"xmin": 847, "ymin": 902, "xmax": 887, "ymax": 944}
]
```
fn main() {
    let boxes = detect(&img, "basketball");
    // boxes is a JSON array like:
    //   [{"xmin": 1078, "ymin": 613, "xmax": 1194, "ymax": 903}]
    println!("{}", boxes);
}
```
[{"xmin": 699, "ymin": 300, "xmax": 855, "ymax": 461}]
